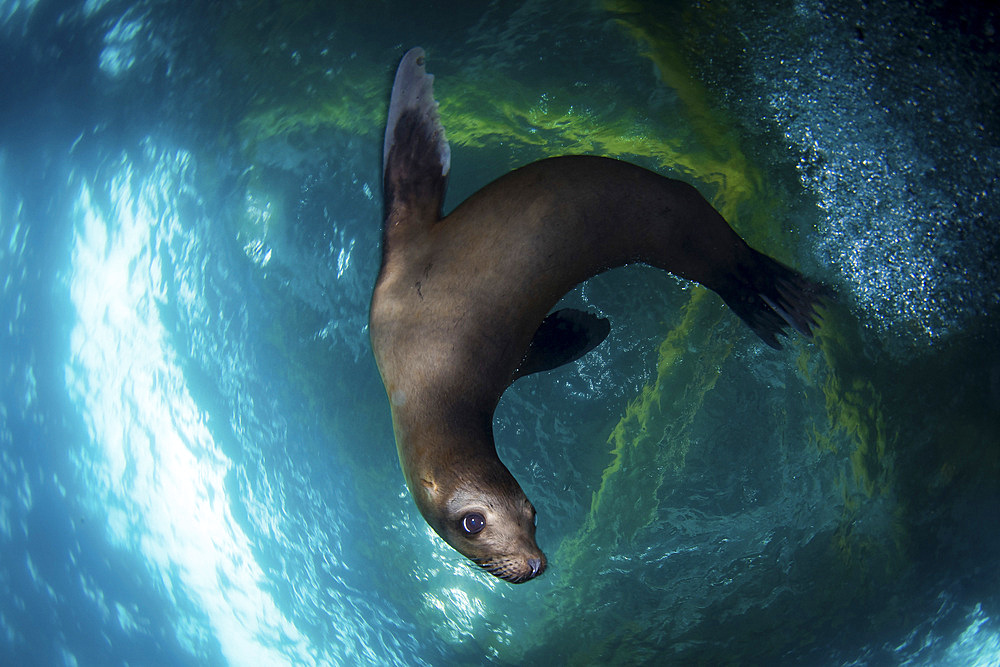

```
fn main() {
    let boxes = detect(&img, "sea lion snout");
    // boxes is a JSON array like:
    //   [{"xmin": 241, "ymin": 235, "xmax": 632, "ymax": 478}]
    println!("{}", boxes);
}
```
[
  {"xmin": 467, "ymin": 516, "xmax": 547, "ymax": 583},
  {"xmin": 475, "ymin": 551, "xmax": 547, "ymax": 584}
]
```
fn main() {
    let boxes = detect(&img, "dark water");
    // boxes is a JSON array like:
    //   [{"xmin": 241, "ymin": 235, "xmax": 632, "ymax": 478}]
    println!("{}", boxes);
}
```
[{"xmin": 1, "ymin": 0, "xmax": 998, "ymax": 664}]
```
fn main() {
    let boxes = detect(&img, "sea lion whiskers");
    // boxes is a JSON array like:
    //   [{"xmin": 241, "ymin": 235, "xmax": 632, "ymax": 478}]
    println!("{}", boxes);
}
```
[{"xmin": 473, "ymin": 555, "xmax": 545, "ymax": 583}]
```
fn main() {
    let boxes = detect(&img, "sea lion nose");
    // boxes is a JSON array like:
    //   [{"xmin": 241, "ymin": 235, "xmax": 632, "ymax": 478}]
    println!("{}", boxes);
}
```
[{"xmin": 528, "ymin": 558, "xmax": 543, "ymax": 578}]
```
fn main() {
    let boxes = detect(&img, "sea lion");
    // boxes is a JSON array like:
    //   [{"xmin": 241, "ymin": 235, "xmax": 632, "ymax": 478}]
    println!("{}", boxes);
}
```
[{"xmin": 369, "ymin": 48, "xmax": 825, "ymax": 584}]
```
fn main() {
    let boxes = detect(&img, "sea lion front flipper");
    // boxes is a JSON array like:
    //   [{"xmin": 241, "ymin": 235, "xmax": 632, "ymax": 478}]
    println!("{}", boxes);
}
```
[
  {"xmin": 716, "ymin": 249, "xmax": 831, "ymax": 350},
  {"xmin": 383, "ymin": 47, "xmax": 451, "ymax": 233},
  {"xmin": 514, "ymin": 309, "xmax": 611, "ymax": 381}
]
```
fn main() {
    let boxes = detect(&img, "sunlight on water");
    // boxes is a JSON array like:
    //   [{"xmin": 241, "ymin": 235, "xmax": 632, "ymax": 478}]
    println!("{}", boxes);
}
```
[
  {"xmin": 0, "ymin": 0, "xmax": 39, "ymax": 28},
  {"xmin": 942, "ymin": 605, "xmax": 1000, "ymax": 667},
  {"xmin": 99, "ymin": 13, "xmax": 144, "ymax": 78},
  {"xmin": 64, "ymin": 143, "xmax": 315, "ymax": 666},
  {"xmin": 422, "ymin": 587, "xmax": 487, "ymax": 641},
  {"xmin": 411, "ymin": 522, "xmax": 526, "ymax": 649},
  {"xmin": 241, "ymin": 187, "xmax": 275, "ymax": 267}
]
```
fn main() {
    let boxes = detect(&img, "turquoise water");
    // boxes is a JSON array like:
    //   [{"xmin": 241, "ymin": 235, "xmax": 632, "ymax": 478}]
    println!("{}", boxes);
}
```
[{"xmin": 1, "ymin": 0, "xmax": 998, "ymax": 664}]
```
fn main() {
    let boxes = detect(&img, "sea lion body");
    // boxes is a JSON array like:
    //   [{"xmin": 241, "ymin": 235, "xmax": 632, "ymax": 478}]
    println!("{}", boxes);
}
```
[{"xmin": 370, "ymin": 48, "xmax": 825, "ymax": 583}]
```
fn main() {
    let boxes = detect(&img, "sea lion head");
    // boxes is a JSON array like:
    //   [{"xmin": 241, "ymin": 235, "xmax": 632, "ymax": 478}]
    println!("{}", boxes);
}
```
[{"xmin": 413, "ymin": 458, "xmax": 547, "ymax": 584}]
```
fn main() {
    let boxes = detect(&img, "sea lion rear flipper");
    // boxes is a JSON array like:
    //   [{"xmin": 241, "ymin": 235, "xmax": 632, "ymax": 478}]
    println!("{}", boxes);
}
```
[
  {"xmin": 514, "ymin": 309, "xmax": 611, "ymax": 381},
  {"xmin": 383, "ymin": 47, "xmax": 451, "ymax": 231},
  {"xmin": 717, "ymin": 249, "xmax": 831, "ymax": 350}
]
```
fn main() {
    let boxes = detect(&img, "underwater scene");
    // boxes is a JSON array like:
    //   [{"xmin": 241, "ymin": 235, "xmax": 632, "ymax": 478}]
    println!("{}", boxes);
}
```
[{"xmin": 1, "ymin": 0, "xmax": 998, "ymax": 664}]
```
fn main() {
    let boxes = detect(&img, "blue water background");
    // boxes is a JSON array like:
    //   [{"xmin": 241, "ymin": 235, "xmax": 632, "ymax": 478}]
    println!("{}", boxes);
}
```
[{"xmin": 1, "ymin": 0, "xmax": 998, "ymax": 665}]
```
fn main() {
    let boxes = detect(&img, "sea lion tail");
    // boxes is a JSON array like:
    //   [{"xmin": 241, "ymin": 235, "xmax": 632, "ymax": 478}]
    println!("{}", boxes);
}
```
[
  {"xmin": 382, "ymin": 47, "xmax": 451, "ymax": 228},
  {"xmin": 717, "ymin": 249, "xmax": 830, "ymax": 349}
]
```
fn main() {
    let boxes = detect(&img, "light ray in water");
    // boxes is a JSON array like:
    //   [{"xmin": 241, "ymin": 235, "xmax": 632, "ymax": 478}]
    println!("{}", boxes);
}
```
[{"xmin": 64, "ymin": 143, "xmax": 315, "ymax": 666}]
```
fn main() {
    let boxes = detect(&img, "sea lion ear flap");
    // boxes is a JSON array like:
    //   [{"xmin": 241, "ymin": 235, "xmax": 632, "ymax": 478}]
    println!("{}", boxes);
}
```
[
  {"xmin": 513, "ymin": 309, "xmax": 611, "ymax": 381},
  {"xmin": 416, "ymin": 476, "xmax": 443, "ymax": 509},
  {"xmin": 383, "ymin": 47, "xmax": 451, "ymax": 226}
]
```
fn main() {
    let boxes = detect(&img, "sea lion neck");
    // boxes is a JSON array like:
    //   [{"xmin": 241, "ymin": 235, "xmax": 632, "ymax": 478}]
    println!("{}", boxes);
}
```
[{"xmin": 391, "ymin": 389, "xmax": 499, "ymax": 475}]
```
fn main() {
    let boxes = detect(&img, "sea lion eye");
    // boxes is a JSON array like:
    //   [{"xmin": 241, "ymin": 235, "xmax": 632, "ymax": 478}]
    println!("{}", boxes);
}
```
[{"xmin": 461, "ymin": 512, "xmax": 485, "ymax": 535}]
